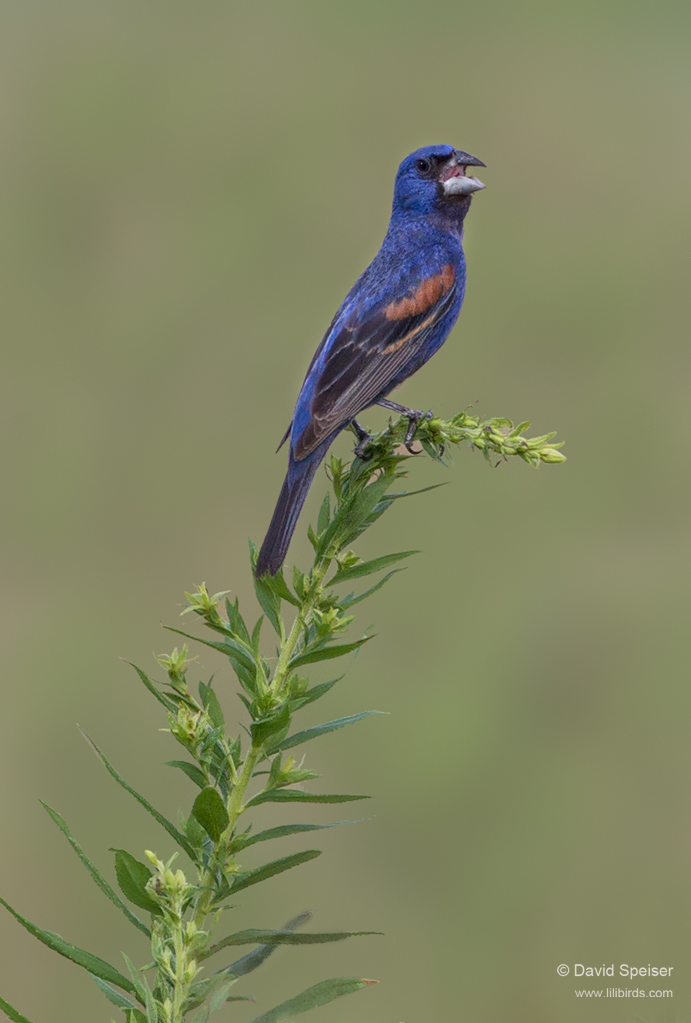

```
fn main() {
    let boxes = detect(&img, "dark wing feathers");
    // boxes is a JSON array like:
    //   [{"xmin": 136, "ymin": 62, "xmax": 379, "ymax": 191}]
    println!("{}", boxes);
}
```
[{"xmin": 293, "ymin": 267, "xmax": 456, "ymax": 459}]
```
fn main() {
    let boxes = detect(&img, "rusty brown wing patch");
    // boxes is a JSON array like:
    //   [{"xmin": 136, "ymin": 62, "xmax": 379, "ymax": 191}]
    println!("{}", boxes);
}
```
[
  {"xmin": 292, "ymin": 266, "xmax": 457, "ymax": 460},
  {"xmin": 384, "ymin": 264, "xmax": 455, "ymax": 321}
]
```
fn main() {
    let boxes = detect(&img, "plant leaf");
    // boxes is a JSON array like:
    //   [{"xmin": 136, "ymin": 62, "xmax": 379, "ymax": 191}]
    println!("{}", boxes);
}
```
[
  {"xmin": 232, "ymin": 820, "xmax": 357, "ymax": 851},
  {"xmin": 192, "ymin": 787, "xmax": 230, "ymax": 843},
  {"xmin": 122, "ymin": 955, "xmax": 158, "ymax": 1023},
  {"xmin": 250, "ymin": 541, "xmax": 284, "ymax": 636},
  {"xmin": 165, "ymin": 760, "xmax": 207, "ymax": 790},
  {"xmin": 250, "ymin": 703, "xmax": 291, "ymax": 748},
  {"xmin": 90, "ymin": 974, "xmax": 141, "ymax": 1010},
  {"xmin": 338, "ymin": 569, "xmax": 404, "ymax": 609},
  {"xmin": 39, "ymin": 801, "xmax": 150, "ymax": 937},
  {"xmin": 215, "ymin": 911, "xmax": 314, "ymax": 975},
  {"xmin": 80, "ymin": 729, "xmax": 196, "ymax": 860},
  {"xmin": 290, "ymin": 677, "xmax": 341, "ymax": 709},
  {"xmin": 317, "ymin": 492, "xmax": 331, "ymax": 534},
  {"xmin": 386, "ymin": 482, "xmax": 447, "ymax": 500},
  {"xmin": 125, "ymin": 1011, "xmax": 148, "ymax": 1023},
  {"xmin": 329, "ymin": 550, "xmax": 418, "ymax": 585},
  {"xmin": 224, "ymin": 596, "xmax": 252, "ymax": 644},
  {"xmin": 165, "ymin": 627, "xmax": 257, "ymax": 678},
  {"xmin": 0, "ymin": 896, "xmax": 136, "ymax": 994},
  {"xmin": 128, "ymin": 663, "xmax": 177, "ymax": 711},
  {"xmin": 122, "ymin": 954, "xmax": 150, "ymax": 1007},
  {"xmin": 249, "ymin": 977, "xmax": 377, "ymax": 1022},
  {"xmin": 0, "ymin": 995, "xmax": 36, "ymax": 1023},
  {"xmin": 113, "ymin": 850, "xmax": 161, "ymax": 915},
  {"xmin": 202, "ymin": 686, "xmax": 225, "ymax": 730},
  {"xmin": 251, "ymin": 615, "xmax": 265, "ymax": 653},
  {"xmin": 273, "ymin": 711, "xmax": 383, "ymax": 753},
  {"xmin": 246, "ymin": 790, "xmax": 369, "ymax": 808},
  {"xmin": 205, "ymin": 929, "xmax": 380, "ymax": 959},
  {"xmin": 253, "ymin": 579, "xmax": 283, "ymax": 638},
  {"xmin": 228, "ymin": 850, "xmax": 321, "ymax": 895},
  {"xmin": 288, "ymin": 635, "xmax": 373, "ymax": 669},
  {"xmin": 209, "ymin": 978, "xmax": 240, "ymax": 1012},
  {"xmin": 257, "ymin": 568, "xmax": 300, "ymax": 607}
]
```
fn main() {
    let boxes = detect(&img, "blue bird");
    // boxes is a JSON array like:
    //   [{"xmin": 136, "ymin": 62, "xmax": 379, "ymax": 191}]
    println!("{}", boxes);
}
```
[{"xmin": 256, "ymin": 144, "xmax": 485, "ymax": 577}]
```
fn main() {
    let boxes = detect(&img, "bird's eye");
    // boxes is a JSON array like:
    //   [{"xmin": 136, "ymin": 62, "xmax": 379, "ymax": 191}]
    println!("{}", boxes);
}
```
[{"xmin": 415, "ymin": 158, "xmax": 432, "ymax": 174}]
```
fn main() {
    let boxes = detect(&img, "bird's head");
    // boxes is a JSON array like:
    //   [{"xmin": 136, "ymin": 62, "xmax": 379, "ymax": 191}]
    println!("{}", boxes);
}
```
[{"xmin": 393, "ymin": 144, "xmax": 486, "ymax": 220}]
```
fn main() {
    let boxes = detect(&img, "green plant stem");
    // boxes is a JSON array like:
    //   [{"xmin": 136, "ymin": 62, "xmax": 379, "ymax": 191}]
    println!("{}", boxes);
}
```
[
  {"xmin": 270, "ymin": 561, "xmax": 330, "ymax": 693},
  {"xmin": 171, "ymin": 913, "xmax": 189, "ymax": 1023},
  {"xmin": 192, "ymin": 744, "xmax": 260, "ymax": 930}
]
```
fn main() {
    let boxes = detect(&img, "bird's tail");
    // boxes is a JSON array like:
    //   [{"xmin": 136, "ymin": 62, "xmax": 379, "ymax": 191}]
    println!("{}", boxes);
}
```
[{"xmin": 255, "ymin": 453, "xmax": 323, "ymax": 577}]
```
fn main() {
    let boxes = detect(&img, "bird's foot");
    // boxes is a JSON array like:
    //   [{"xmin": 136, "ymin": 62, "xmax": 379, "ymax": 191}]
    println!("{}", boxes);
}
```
[
  {"xmin": 403, "ymin": 410, "xmax": 433, "ymax": 453},
  {"xmin": 351, "ymin": 418, "xmax": 374, "ymax": 460},
  {"xmin": 377, "ymin": 399, "xmax": 432, "ymax": 453}
]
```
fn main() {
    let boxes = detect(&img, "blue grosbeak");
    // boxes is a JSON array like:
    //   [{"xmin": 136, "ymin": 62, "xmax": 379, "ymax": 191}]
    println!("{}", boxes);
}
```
[{"xmin": 256, "ymin": 144, "xmax": 485, "ymax": 577}]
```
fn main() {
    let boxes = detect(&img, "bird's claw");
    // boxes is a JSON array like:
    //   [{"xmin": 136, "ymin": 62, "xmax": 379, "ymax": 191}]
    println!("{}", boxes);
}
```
[
  {"xmin": 404, "ymin": 410, "xmax": 433, "ymax": 453},
  {"xmin": 351, "ymin": 418, "xmax": 374, "ymax": 460},
  {"xmin": 354, "ymin": 437, "xmax": 374, "ymax": 460}
]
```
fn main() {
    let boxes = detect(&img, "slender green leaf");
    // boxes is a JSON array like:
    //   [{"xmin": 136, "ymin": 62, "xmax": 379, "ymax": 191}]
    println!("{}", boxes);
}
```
[
  {"xmin": 192, "ymin": 787, "xmax": 229, "ymax": 843},
  {"xmin": 251, "ymin": 615, "xmax": 265, "ymax": 653},
  {"xmin": 253, "ymin": 581, "xmax": 283, "ymax": 637},
  {"xmin": 260, "ymin": 569, "xmax": 300, "ymax": 607},
  {"xmin": 329, "ymin": 550, "xmax": 418, "ymax": 585},
  {"xmin": 0, "ymin": 995, "xmax": 35, "ymax": 1023},
  {"xmin": 224, "ymin": 597, "xmax": 252, "ymax": 645},
  {"xmin": 122, "ymin": 954, "xmax": 158, "ymax": 1023},
  {"xmin": 251, "ymin": 703, "xmax": 291, "ymax": 747},
  {"xmin": 128, "ymin": 663, "xmax": 177, "ymax": 711},
  {"xmin": 144, "ymin": 987, "xmax": 158, "ymax": 1023},
  {"xmin": 122, "ymin": 954, "xmax": 150, "ymax": 1007},
  {"xmin": 80, "ymin": 729, "xmax": 196, "ymax": 860},
  {"xmin": 90, "ymin": 974, "xmax": 141, "ymax": 1011},
  {"xmin": 165, "ymin": 627, "xmax": 257, "ymax": 676},
  {"xmin": 202, "ymin": 686, "xmax": 225, "ymax": 731},
  {"xmin": 273, "ymin": 711, "xmax": 383, "ymax": 753},
  {"xmin": 250, "ymin": 541, "xmax": 284, "ymax": 635},
  {"xmin": 319, "ymin": 469, "xmax": 393, "ymax": 553},
  {"xmin": 165, "ymin": 760, "xmax": 207, "ymax": 790},
  {"xmin": 182, "ymin": 809, "xmax": 207, "ymax": 848},
  {"xmin": 288, "ymin": 635, "xmax": 373, "ymax": 669},
  {"xmin": 216, "ymin": 911, "xmax": 314, "ymax": 975},
  {"xmin": 206, "ymin": 929, "xmax": 380, "ymax": 959},
  {"xmin": 0, "ymin": 896, "xmax": 136, "ymax": 994},
  {"xmin": 316, "ymin": 493, "xmax": 330, "ymax": 534},
  {"xmin": 209, "ymin": 978, "xmax": 239, "ymax": 1012},
  {"xmin": 338, "ymin": 569, "xmax": 404, "ymax": 609},
  {"xmin": 246, "ymin": 790, "xmax": 369, "ymax": 808},
  {"xmin": 232, "ymin": 820, "xmax": 357, "ymax": 852},
  {"xmin": 290, "ymin": 677, "xmax": 341, "ymax": 709},
  {"xmin": 250, "ymin": 978, "xmax": 377, "ymax": 1022},
  {"xmin": 228, "ymin": 851, "xmax": 321, "ymax": 895},
  {"xmin": 386, "ymin": 482, "xmax": 447, "ymax": 500},
  {"xmin": 338, "ymin": 473, "xmax": 395, "ymax": 545},
  {"xmin": 39, "ymin": 801, "xmax": 150, "ymax": 937},
  {"xmin": 113, "ymin": 850, "xmax": 161, "ymax": 916}
]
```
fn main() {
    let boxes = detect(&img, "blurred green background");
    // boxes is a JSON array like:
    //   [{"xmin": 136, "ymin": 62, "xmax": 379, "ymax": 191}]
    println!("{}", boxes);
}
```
[{"xmin": 1, "ymin": 2, "xmax": 690, "ymax": 1021}]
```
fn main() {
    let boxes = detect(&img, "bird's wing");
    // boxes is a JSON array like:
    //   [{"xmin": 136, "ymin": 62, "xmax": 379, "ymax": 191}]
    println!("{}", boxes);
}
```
[{"xmin": 293, "ymin": 264, "xmax": 457, "ymax": 459}]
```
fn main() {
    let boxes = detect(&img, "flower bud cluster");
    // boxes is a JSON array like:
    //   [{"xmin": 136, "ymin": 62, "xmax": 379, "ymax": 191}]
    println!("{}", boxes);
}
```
[
  {"xmin": 180, "ymin": 582, "xmax": 229, "ymax": 627},
  {"xmin": 144, "ymin": 852, "xmax": 207, "ymax": 1018},
  {"xmin": 156, "ymin": 644, "xmax": 195, "ymax": 696}
]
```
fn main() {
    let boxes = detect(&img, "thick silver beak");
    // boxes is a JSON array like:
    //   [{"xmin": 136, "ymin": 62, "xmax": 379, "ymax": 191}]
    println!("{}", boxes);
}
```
[
  {"xmin": 442, "ymin": 175, "xmax": 485, "ymax": 195},
  {"xmin": 440, "ymin": 150, "xmax": 486, "ymax": 196}
]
